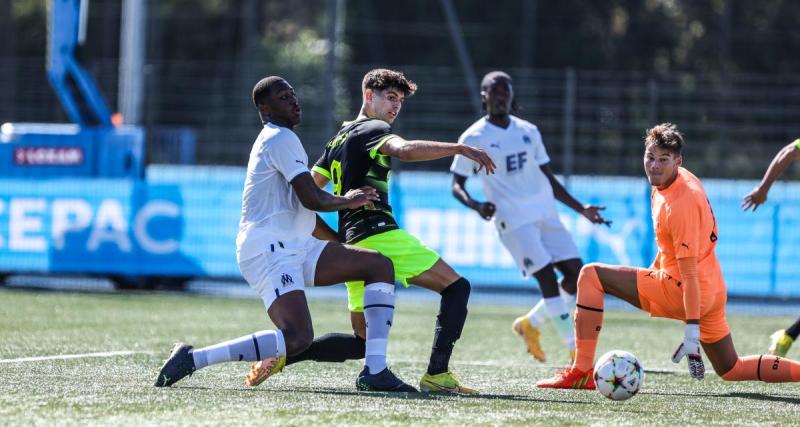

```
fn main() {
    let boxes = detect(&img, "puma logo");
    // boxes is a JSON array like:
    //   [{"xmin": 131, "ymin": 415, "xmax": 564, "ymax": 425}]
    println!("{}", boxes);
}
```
[
  {"xmin": 295, "ymin": 160, "xmax": 305, "ymax": 165},
  {"xmin": 681, "ymin": 243, "xmax": 689, "ymax": 249}
]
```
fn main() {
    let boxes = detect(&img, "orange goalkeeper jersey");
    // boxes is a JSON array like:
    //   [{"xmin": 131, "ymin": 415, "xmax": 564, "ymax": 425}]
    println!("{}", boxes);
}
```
[{"xmin": 650, "ymin": 167, "xmax": 725, "ymax": 294}]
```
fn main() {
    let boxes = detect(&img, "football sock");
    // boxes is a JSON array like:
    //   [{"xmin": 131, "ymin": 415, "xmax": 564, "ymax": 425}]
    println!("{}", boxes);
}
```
[
  {"xmin": 544, "ymin": 296, "xmax": 575, "ymax": 349},
  {"xmin": 559, "ymin": 284, "xmax": 576, "ymax": 307},
  {"xmin": 785, "ymin": 317, "xmax": 800, "ymax": 340},
  {"xmin": 363, "ymin": 282, "xmax": 395, "ymax": 375},
  {"xmin": 573, "ymin": 265, "xmax": 605, "ymax": 372},
  {"xmin": 427, "ymin": 277, "xmax": 471, "ymax": 375},
  {"xmin": 720, "ymin": 355, "xmax": 800, "ymax": 382},
  {"xmin": 192, "ymin": 329, "xmax": 286, "ymax": 370},
  {"xmin": 524, "ymin": 299, "xmax": 546, "ymax": 327},
  {"xmin": 285, "ymin": 333, "xmax": 365, "ymax": 366}
]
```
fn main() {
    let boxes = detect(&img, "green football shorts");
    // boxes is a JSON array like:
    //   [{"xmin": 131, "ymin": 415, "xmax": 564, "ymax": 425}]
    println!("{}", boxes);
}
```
[{"xmin": 346, "ymin": 228, "xmax": 440, "ymax": 312}]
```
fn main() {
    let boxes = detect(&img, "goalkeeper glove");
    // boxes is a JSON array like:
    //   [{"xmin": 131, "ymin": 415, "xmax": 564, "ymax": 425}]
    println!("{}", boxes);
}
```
[{"xmin": 671, "ymin": 323, "xmax": 705, "ymax": 380}]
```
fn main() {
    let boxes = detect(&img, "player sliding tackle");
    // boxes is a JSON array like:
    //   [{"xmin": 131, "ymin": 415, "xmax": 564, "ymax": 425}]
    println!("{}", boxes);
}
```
[
  {"xmin": 154, "ymin": 76, "xmax": 416, "ymax": 392},
  {"xmin": 537, "ymin": 123, "xmax": 800, "ymax": 389}
]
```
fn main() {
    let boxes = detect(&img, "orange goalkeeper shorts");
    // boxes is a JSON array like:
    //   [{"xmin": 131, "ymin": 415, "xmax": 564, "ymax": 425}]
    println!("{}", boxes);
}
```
[{"xmin": 635, "ymin": 268, "xmax": 730, "ymax": 343}]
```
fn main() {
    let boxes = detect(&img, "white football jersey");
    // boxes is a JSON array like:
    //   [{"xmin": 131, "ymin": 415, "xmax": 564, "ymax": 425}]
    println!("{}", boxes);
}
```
[
  {"xmin": 236, "ymin": 123, "xmax": 316, "ymax": 262},
  {"xmin": 450, "ymin": 115, "xmax": 558, "ymax": 232}
]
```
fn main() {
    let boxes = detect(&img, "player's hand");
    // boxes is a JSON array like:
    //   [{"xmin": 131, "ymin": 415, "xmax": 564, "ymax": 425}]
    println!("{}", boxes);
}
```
[
  {"xmin": 671, "ymin": 323, "xmax": 705, "ymax": 380},
  {"xmin": 580, "ymin": 205, "xmax": 612, "ymax": 227},
  {"xmin": 474, "ymin": 202, "xmax": 496, "ymax": 220},
  {"xmin": 741, "ymin": 186, "xmax": 767, "ymax": 212},
  {"xmin": 343, "ymin": 186, "xmax": 379, "ymax": 209},
  {"xmin": 458, "ymin": 145, "xmax": 496, "ymax": 175}
]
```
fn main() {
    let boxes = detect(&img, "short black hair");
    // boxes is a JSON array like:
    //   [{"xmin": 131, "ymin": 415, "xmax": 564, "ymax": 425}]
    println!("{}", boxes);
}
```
[
  {"xmin": 480, "ymin": 70, "xmax": 518, "ymax": 113},
  {"xmin": 252, "ymin": 76, "xmax": 286, "ymax": 108},
  {"xmin": 481, "ymin": 70, "xmax": 512, "ymax": 91},
  {"xmin": 645, "ymin": 123, "xmax": 684, "ymax": 155},
  {"xmin": 362, "ymin": 69, "xmax": 417, "ymax": 97}
]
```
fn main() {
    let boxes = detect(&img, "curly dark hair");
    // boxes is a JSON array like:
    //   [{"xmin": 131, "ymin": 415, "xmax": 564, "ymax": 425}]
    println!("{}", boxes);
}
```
[
  {"xmin": 645, "ymin": 123, "xmax": 684, "ymax": 155},
  {"xmin": 361, "ymin": 69, "xmax": 417, "ymax": 97}
]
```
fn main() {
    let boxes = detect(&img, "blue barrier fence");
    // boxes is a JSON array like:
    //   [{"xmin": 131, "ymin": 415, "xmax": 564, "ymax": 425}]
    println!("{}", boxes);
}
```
[{"xmin": 0, "ymin": 166, "xmax": 798, "ymax": 297}]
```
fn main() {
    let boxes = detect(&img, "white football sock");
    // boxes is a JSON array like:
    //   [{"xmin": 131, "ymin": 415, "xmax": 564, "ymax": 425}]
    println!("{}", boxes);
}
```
[
  {"xmin": 525, "ymin": 298, "xmax": 547, "ymax": 327},
  {"xmin": 192, "ymin": 329, "xmax": 286, "ymax": 370},
  {"xmin": 363, "ymin": 282, "xmax": 395, "ymax": 374},
  {"xmin": 543, "ymin": 296, "xmax": 575, "ymax": 349}
]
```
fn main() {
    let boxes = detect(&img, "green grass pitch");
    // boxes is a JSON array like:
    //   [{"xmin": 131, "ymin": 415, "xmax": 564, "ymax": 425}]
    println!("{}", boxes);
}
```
[{"xmin": 1, "ymin": 288, "xmax": 799, "ymax": 425}]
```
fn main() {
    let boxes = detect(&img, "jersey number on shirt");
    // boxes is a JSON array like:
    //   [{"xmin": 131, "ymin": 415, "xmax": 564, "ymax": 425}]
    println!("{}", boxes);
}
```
[
  {"xmin": 506, "ymin": 151, "xmax": 528, "ymax": 173},
  {"xmin": 330, "ymin": 160, "xmax": 343, "ymax": 195}
]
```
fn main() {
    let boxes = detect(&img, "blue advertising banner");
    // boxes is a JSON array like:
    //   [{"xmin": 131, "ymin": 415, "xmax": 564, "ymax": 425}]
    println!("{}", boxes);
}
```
[{"xmin": 0, "ymin": 166, "xmax": 797, "ymax": 297}]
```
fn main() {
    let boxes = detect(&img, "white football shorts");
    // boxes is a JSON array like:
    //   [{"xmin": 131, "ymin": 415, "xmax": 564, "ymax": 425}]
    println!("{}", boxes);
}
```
[
  {"xmin": 499, "ymin": 217, "xmax": 580, "ymax": 278},
  {"xmin": 238, "ymin": 235, "xmax": 329, "ymax": 310}
]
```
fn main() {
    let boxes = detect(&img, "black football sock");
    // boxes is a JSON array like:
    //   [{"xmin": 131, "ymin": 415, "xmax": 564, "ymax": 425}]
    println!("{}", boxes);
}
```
[
  {"xmin": 786, "ymin": 316, "xmax": 800, "ymax": 340},
  {"xmin": 285, "ymin": 333, "xmax": 365, "ymax": 366},
  {"xmin": 427, "ymin": 277, "xmax": 471, "ymax": 375}
]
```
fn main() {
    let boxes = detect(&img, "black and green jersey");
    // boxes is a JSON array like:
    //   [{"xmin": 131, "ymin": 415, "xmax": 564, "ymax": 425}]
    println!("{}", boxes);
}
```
[{"xmin": 313, "ymin": 118, "xmax": 398, "ymax": 243}]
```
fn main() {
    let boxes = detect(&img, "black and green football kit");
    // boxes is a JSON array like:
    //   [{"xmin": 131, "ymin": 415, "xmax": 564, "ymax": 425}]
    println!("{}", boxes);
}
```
[{"xmin": 313, "ymin": 118, "xmax": 440, "ymax": 311}]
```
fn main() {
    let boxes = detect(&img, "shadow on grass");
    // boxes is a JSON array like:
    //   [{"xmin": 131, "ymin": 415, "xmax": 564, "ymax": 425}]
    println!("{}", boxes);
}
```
[
  {"xmin": 173, "ymin": 385, "xmax": 595, "ymax": 405},
  {"xmin": 642, "ymin": 390, "xmax": 800, "ymax": 403}
]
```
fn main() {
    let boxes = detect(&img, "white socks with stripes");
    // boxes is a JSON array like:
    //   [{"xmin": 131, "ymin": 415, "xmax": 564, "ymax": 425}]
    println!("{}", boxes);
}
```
[{"xmin": 192, "ymin": 329, "xmax": 286, "ymax": 369}]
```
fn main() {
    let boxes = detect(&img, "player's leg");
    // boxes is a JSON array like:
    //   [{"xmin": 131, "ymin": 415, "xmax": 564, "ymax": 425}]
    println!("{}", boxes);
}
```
[
  {"xmin": 234, "ymin": 251, "xmax": 316, "ymax": 387},
  {"xmin": 696, "ymin": 303, "xmax": 800, "ymax": 382},
  {"xmin": 286, "ymin": 310, "xmax": 366, "ymax": 366},
  {"xmin": 768, "ymin": 315, "xmax": 800, "ymax": 356},
  {"xmin": 543, "ymin": 215, "xmax": 583, "ymax": 304},
  {"xmin": 407, "ymin": 261, "xmax": 466, "ymax": 365},
  {"xmin": 499, "ymin": 223, "xmax": 553, "ymax": 361},
  {"xmin": 286, "ymin": 244, "xmax": 380, "ymax": 368},
  {"xmin": 286, "ymin": 291, "xmax": 369, "ymax": 368},
  {"xmin": 553, "ymin": 258, "xmax": 581, "ymax": 296},
  {"xmin": 155, "ymin": 252, "xmax": 307, "ymax": 387},
  {"xmin": 408, "ymin": 259, "xmax": 477, "ymax": 394},
  {"xmin": 300, "ymin": 241, "xmax": 414, "ymax": 391},
  {"xmin": 313, "ymin": 242, "xmax": 396, "ymax": 373},
  {"xmin": 241, "ymin": 290, "xmax": 314, "ymax": 386},
  {"xmin": 537, "ymin": 263, "xmax": 639, "ymax": 389},
  {"xmin": 704, "ymin": 334, "xmax": 800, "ymax": 382}
]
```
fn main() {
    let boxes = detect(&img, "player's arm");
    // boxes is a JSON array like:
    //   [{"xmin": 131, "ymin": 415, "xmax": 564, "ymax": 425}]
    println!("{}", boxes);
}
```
[
  {"xmin": 742, "ymin": 139, "xmax": 800, "ymax": 211},
  {"xmin": 677, "ymin": 257, "xmax": 701, "ymax": 324},
  {"xmin": 290, "ymin": 172, "xmax": 377, "ymax": 212},
  {"xmin": 540, "ymin": 163, "xmax": 610, "ymax": 226},
  {"xmin": 379, "ymin": 137, "xmax": 496, "ymax": 174},
  {"xmin": 451, "ymin": 173, "xmax": 495, "ymax": 220},
  {"xmin": 672, "ymin": 256, "xmax": 705, "ymax": 380},
  {"xmin": 312, "ymin": 214, "xmax": 339, "ymax": 242},
  {"xmin": 311, "ymin": 168, "xmax": 330, "ymax": 189}
]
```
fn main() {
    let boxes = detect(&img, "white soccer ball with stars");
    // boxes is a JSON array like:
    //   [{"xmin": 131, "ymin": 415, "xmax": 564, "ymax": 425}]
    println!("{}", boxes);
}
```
[{"xmin": 593, "ymin": 350, "xmax": 645, "ymax": 401}]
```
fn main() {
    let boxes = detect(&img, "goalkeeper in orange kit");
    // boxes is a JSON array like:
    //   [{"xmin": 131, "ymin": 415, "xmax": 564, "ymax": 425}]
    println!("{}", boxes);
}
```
[{"xmin": 537, "ymin": 123, "xmax": 800, "ymax": 389}]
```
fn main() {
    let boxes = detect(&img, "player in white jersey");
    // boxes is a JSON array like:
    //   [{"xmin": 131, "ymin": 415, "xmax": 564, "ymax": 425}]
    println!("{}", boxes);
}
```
[
  {"xmin": 155, "ymin": 76, "xmax": 416, "ymax": 392},
  {"xmin": 451, "ymin": 71, "xmax": 609, "ymax": 363}
]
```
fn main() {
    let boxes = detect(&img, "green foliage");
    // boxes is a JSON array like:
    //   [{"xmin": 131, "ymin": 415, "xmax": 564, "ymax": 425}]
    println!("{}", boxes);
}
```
[{"xmin": 260, "ymin": 29, "xmax": 328, "ymax": 73}]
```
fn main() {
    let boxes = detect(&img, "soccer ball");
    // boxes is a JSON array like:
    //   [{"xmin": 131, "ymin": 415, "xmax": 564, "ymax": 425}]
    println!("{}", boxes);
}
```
[{"xmin": 593, "ymin": 350, "xmax": 645, "ymax": 401}]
